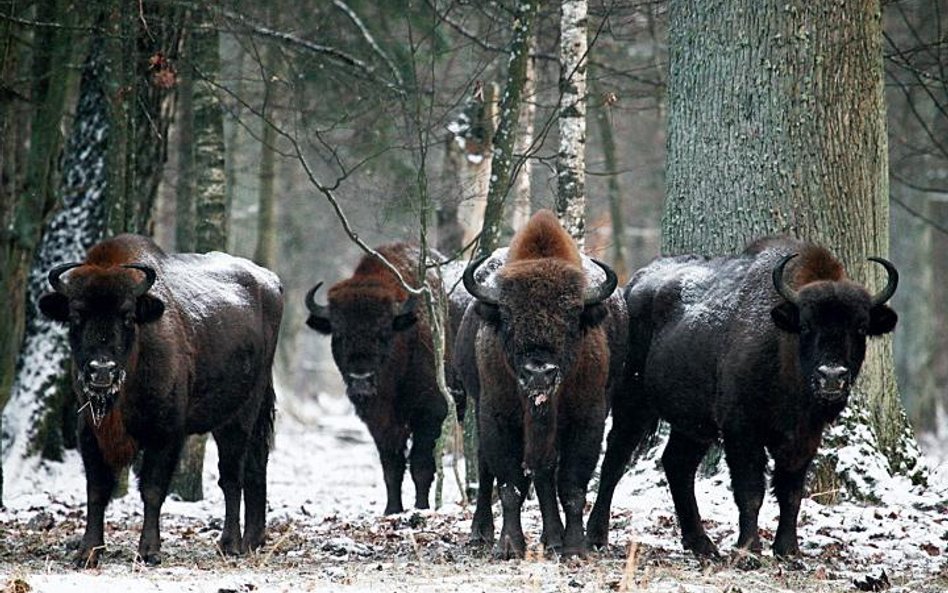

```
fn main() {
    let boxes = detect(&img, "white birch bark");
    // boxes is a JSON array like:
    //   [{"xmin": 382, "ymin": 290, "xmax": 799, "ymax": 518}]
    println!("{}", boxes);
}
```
[{"xmin": 555, "ymin": 0, "xmax": 588, "ymax": 250}]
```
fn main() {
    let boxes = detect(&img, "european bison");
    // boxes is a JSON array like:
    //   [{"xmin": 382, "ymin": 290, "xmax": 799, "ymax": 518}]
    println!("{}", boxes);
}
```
[
  {"xmin": 588, "ymin": 236, "xmax": 898, "ymax": 558},
  {"xmin": 458, "ymin": 210, "xmax": 626, "ymax": 558},
  {"xmin": 38, "ymin": 234, "xmax": 283, "ymax": 567},
  {"xmin": 304, "ymin": 243, "xmax": 449, "ymax": 514}
]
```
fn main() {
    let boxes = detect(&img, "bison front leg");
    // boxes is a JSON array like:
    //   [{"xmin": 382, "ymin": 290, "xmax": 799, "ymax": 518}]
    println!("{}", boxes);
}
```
[
  {"xmin": 771, "ymin": 462, "xmax": 809, "ymax": 557},
  {"xmin": 533, "ymin": 467, "xmax": 564, "ymax": 554},
  {"xmin": 722, "ymin": 435, "xmax": 767, "ymax": 556},
  {"xmin": 557, "ymin": 417, "xmax": 604, "ymax": 558},
  {"xmin": 75, "ymin": 424, "xmax": 118, "ymax": 569},
  {"xmin": 588, "ymin": 398, "xmax": 657, "ymax": 549},
  {"xmin": 496, "ymin": 477, "xmax": 529, "ymax": 559},
  {"xmin": 408, "ymin": 405, "xmax": 446, "ymax": 510},
  {"xmin": 137, "ymin": 440, "xmax": 184, "ymax": 565},
  {"xmin": 470, "ymin": 453, "xmax": 495, "ymax": 546},
  {"xmin": 662, "ymin": 430, "xmax": 718, "ymax": 558}
]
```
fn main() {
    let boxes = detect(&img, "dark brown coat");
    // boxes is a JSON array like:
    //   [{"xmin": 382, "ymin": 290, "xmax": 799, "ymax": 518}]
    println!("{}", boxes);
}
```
[
  {"xmin": 39, "ymin": 234, "xmax": 283, "ymax": 567},
  {"xmin": 305, "ymin": 243, "xmax": 449, "ymax": 514},
  {"xmin": 589, "ymin": 236, "xmax": 898, "ymax": 557},
  {"xmin": 458, "ymin": 210, "xmax": 625, "ymax": 558}
]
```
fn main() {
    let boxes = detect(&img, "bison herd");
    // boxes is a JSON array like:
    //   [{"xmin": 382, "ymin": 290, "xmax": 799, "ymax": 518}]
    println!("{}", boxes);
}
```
[{"xmin": 38, "ymin": 210, "xmax": 898, "ymax": 567}]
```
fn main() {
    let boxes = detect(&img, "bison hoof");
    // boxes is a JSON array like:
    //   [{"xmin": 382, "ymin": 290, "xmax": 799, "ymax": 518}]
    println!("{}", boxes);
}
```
[
  {"xmin": 561, "ymin": 543, "xmax": 587, "ymax": 559},
  {"xmin": 494, "ymin": 535, "xmax": 526, "ymax": 560},
  {"xmin": 137, "ymin": 552, "xmax": 162, "ymax": 566},
  {"xmin": 683, "ymin": 534, "xmax": 720, "ymax": 559},
  {"xmin": 469, "ymin": 530, "xmax": 494, "ymax": 548},
  {"xmin": 219, "ymin": 536, "xmax": 244, "ymax": 557},
  {"xmin": 585, "ymin": 521, "xmax": 608, "ymax": 550},
  {"xmin": 773, "ymin": 539, "xmax": 800, "ymax": 558},
  {"xmin": 731, "ymin": 549, "xmax": 762, "ymax": 571},
  {"xmin": 73, "ymin": 547, "xmax": 102, "ymax": 569},
  {"xmin": 383, "ymin": 504, "xmax": 405, "ymax": 515}
]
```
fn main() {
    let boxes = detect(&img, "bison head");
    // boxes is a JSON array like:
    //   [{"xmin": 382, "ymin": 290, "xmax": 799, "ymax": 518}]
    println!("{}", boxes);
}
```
[
  {"xmin": 305, "ymin": 282, "xmax": 418, "ymax": 403},
  {"xmin": 464, "ymin": 255, "xmax": 616, "ymax": 416},
  {"xmin": 38, "ymin": 262, "xmax": 165, "ymax": 426},
  {"xmin": 770, "ymin": 254, "xmax": 898, "ymax": 408}
]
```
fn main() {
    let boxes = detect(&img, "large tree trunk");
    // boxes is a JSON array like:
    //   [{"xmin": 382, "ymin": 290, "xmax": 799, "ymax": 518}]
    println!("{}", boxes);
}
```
[
  {"xmin": 2, "ymin": 38, "xmax": 112, "ymax": 485},
  {"xmin": 170, "ymin": 23, "xmax": 227, "ymax": 502},
  {"xmin": 663, "ymin": 0, "xmax": 922, "ymax": 496},
  {"xmin": 509, "ymin": 38, "xmax": 536, "ymax": 234},
  {"xmin": 555, "ymin": 0, "xmax": 588, "ymax": 249},
  {"xmin": 0, "ymin": 0, "xmax": 75, "ymax": 505}
]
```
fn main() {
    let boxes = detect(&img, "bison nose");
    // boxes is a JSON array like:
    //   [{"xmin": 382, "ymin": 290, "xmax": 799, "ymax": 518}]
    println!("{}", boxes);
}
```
[
  {"xmin": 345, "ymin": 371, "xmax": 377, "ymax": 401},
  {"xmin": 520, "ymin": 359, "xmax": 559, "ymax": 389},
  {"xmin": 87, "ymin": 359, "xmax": 117, "ymax": 387},
  {"xmin": 817, "ymin": 365, "xmax": 850, "ymax": 391}
]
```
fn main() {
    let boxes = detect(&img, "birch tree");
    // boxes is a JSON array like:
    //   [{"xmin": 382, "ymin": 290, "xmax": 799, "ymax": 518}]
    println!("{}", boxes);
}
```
[
  {"xmin": 555, "ymin": 0, "xmax": 588, "ymax": 249},
  {"xmin": 663, "ymin": 0, "xmax": 923, "ymax": 496},
  {"xmin": 510, "ymin": 35, "xmax": 537, "ymax": 233}
]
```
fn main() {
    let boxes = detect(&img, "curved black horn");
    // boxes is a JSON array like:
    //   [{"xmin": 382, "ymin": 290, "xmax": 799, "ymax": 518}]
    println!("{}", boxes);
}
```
[
  {"xmin": 584, "ymin": 259, "xmax": 618, "ymax": 305},
  {"xmin": 772, "ymin": 253, "xmax": 801, "ymax": 306},
  {"xmin": 304, "ymin": 282, "xmax": 329, "ymax": 316},
  {"xmin": 122, "ymin": 264, "xmax": 157, "ymax": 297},
  {"xmin": 48, "ymin": 262, "xmax": 83, "ymax": 293},
  {"xmin": 462, "ymin": 254, "xmax": 500, "ymax": 306},
  {"xmin": 867, "ymin": 256, "xmax": 898, "ymax": 306}
]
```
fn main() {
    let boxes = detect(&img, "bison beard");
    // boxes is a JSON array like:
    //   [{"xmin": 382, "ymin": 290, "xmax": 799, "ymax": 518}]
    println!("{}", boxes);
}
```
[
  {"xmin": 587, "ymin": 236, "xmax": 898, "ymax": 560},
  {"xmin": 39, "ymin": 234, "xmax": 282, "ymax": 568}
]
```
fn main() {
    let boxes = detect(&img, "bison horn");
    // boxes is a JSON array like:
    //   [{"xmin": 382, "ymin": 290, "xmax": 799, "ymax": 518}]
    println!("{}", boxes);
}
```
[
  {"xmin": 462, "ymin": 254, "xmax": 500, "ymax": 306},
  {"xmin": 122, "ymin": 264, "xmax": 157, "ymax": 297},
  {"xmin": 48, "ymin": 262, "xmax": 83, "ymax": 294},
  {"xmin": 305, "ymin": 282, "xmax": 329, "ymax": 316},
  {"xmin": 584, "ymin": 259, "xmax": 618, "ymax": 305},
  {"xmin": 867, "ymin": 256, "xmax": 898, "ymax": 306},
  {"xmin": 772, "ymin": 253, "xmax": 801, "ymax": 306}
]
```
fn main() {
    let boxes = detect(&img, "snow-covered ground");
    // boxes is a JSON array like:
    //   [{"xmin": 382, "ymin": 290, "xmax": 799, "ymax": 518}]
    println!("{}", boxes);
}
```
[{"xmin": 2, "ymin": 391, "xmax": 947, "ymax": 592}]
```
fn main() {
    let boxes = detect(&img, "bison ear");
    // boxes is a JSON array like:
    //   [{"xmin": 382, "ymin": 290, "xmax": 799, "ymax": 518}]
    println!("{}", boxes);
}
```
[
  {"xmin": 474, "ymin": 301, "xmax": 500, "ymax": 326},
  {"xmin": 868, "ymin": 304, "xmax": 897, "ymax": 336},
  {"xmin": 306, "ymin": 314, "xmax": 332, "ymax": 334},
  {"xmin": 136, "ymin": 294, "xmax": 165, "ymax": 323},
  {"xmin": 580, "ymin": 303, "xmax": 608, "ymax": 329},
  {"xmin": 770, "ymin": 302, "xmax": 800, "ymax": 333},
  {"xmin": 38, "ymin": 293, "xmax": 69, "ymax": 322}
]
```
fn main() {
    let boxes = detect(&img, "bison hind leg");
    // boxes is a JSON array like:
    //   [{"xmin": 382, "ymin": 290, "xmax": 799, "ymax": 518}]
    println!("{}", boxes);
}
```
[{"xmin": 242, "ymin": 384, "xmax": 276, "ymax": 552}]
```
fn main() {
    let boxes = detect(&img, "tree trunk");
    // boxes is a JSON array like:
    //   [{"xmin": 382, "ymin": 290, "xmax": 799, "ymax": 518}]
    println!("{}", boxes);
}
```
[
  {"xmin": 590, "ymin": 76, "xmax": 627, "ymax": 278},
  {"xmin": 0, "ymin": 0, "xmax": 75, "ymax": 505},
  {"xmin": 170, "ymin": 23, "xmax": 226, "ymax": 502},
  {"xmin": 254, "ymin": 43, "xmax": 278, "ymax": 269},
  {"xmin": 477, "ymin": 1, "xmax": 539, "ymax": 258},
  {"xmin": 2, "ymin": 37, "xmax": 112, "ymax": 482},
  {"xmin": 175, "ymin": 34, "xmax": 196, "ymax": 253},
  {"xmin": 555, "ymin": 0, "xmax": 588, "ymax": 249},
  {"xmin": 663, "ymin": 0, "xmax": 922, "ymax": 495},
  {"xmin": 510, "ymin": 37, "xmax": 536, "ymax": 234}
]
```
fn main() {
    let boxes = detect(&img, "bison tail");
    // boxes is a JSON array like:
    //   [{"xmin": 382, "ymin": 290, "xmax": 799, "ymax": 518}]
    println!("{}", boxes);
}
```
[{"xmin": 246, "ymin": 382, "xmax": 276, "ymax": 477}]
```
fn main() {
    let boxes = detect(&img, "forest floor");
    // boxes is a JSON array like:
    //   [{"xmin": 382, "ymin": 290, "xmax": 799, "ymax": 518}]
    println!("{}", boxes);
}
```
[{"xmin": 2, "ymin": 394, "xmax": 947, "ymax": 593}]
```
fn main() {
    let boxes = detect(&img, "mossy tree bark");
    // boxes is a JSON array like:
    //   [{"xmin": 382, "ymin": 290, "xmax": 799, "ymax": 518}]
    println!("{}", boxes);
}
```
[
  {"xmin": 477, "ymin": 0, "xmax": 539, "ymax": 258},
  {"xmin": 663, "ymin": 0, "xmax": 922, "ymax": 496},
  {"xmin": 170, "ymin": 21, "xmax": 227, "ymax": 502}
]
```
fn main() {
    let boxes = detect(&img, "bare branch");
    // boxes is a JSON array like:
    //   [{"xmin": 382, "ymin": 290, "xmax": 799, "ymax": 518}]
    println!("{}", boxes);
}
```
[{"xmin": 332, "ymin": 0, "xmax": 404, "ymax": 89}]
